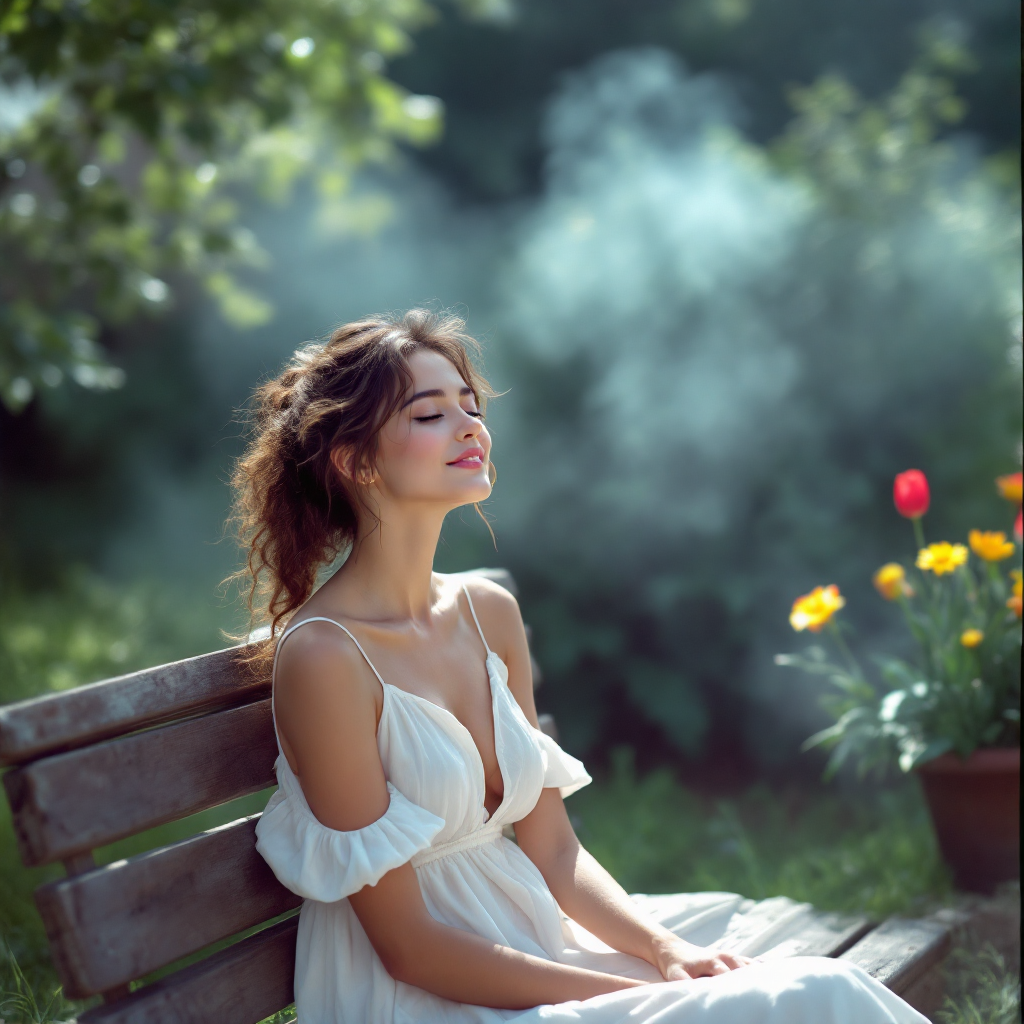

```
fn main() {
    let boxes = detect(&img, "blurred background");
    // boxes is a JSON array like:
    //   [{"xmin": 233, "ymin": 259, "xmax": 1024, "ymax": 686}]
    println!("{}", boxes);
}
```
[{"xmin": 1, "ymin": 0, "xmax": 1021, "ymax": 1016}]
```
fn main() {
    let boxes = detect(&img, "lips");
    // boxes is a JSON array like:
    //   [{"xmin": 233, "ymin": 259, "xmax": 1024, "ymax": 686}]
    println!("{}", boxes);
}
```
[{"xmin": 447, "ymin": 447, "xmax": 486, "ymax": 468}]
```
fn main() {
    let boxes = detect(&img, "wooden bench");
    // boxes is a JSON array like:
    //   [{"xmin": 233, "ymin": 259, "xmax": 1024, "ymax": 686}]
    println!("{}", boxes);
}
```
[{"xmin": 0, "ymin": 568, "xmax": 952, "ymax": 1022}]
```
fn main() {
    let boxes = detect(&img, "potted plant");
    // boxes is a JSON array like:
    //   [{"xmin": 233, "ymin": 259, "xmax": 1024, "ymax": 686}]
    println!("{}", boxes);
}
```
[{"xmin": 776, "ymin": 469, "xmax": 1022, "ymax": 893}]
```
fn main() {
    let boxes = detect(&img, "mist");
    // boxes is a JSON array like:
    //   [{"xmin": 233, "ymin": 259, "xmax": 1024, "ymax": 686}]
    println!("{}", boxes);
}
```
[{"xmin": 100, "ymin": 46, "xmax": 1020, "ymax": 777}]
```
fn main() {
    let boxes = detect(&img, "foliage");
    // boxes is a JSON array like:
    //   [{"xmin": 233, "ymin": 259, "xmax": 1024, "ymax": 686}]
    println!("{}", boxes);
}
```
[
  {"xmin": 566, "ymin": 747, "xmax": 951, "ymax": 919},
  {"xmin": 778, "ymin": 480, "xmax": 1022, "ymax": 779},
  {"xmin": 0, "ymin": 568, "xmax": 225, "ymax": 704},
  {"xmin": 771, "ymin": 25, "xmax": 979, "ymax": 219},
  {"xmin": 0, "ymin": 0, "xmax": 516, "ymax": 411},
  {"xmin": 0, "ymin": 937, "xmax": 76, "ymax": 1024},
  {"xmin": 936, "ymin": 941, "xmax": 1022, "ymax": 1024}
]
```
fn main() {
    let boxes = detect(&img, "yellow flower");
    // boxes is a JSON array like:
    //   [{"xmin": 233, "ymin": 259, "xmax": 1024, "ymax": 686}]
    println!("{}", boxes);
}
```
[
  {"xmin": 996, "ymin": 472, "xmax": 1023, "ymax": 504},
  {"xmin": 960, "ymin": 628, "xmax": 984, "ymax": 648},
  {"xmin": 916, "ymin": 542, "xmax": 968, "ymax": 576},
  {"xmin": 1008, "ymin": 570, "xmax": 1023, "ymax": 618},
  {"xmin": 873, "ymin": 563, "xmax": 912, "ymax": 600},
  {"xmin": 790, "ymin": 585, "xmax": 845, "ymax": 632},
  {"xmin": 968, "ymin": 529, "xmax": 1015, "ymax": 562}
]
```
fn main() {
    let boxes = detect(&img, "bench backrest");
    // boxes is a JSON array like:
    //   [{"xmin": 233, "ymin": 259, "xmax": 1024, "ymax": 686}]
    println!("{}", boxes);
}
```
[{"xmin": 0, "ymin": 568, "xmax": 518, "ymax": 1024}]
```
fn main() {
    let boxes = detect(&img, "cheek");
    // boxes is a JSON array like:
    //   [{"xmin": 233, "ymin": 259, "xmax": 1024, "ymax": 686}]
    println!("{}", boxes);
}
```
[{"xmin": 379, "ymin": 426, "xmax": 447, "ymax": 481}]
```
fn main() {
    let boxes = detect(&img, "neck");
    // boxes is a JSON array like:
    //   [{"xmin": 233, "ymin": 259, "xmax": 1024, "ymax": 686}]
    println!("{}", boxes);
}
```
[{"xmin": 328, "ymin": 500, "xmax": 449, "ymax": 624}]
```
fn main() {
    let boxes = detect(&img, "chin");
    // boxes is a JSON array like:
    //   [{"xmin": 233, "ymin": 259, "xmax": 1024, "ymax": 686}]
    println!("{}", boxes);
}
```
[{"xmin": 452, "ymin": 479, "xmax": 492, "ymax": 505}]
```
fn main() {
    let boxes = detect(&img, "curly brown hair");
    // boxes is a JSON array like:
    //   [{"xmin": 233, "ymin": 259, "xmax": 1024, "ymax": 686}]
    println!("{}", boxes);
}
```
[{"xmin": 228, "ymin": 309, "xmax": 494, "ymax": 649}]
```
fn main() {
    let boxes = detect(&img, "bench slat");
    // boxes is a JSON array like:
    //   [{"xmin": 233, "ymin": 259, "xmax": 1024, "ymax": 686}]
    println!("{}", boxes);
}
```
[
  {"xmin": 0, "ymin": 645, "xmax": 266, "ymax": 768},
  {"xmin": 758, "ymin": 911, "xmax": 874, "ymax": 960},
  {"xmin": 4, "ymin": 700, "xmax": 276, "ymax": 866},
  {"xmin": 35, "ymin": 815, "xmax": 300, "ymax": 997},
  {"xmin": 78, "ymin": 917, "xmax": 298, "ymax": 1024},
  {"xmin": 840, "ymin": 916, "xmax": 951, "ymax": 993}
]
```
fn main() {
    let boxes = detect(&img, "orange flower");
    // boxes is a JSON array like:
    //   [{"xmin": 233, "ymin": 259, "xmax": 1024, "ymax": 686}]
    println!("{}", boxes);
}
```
[
  {"xmin": 968, "ymin": 529, "xmax": 1015, "ymax": 562},
  {"xmin": 996, "ymin": 472, "xmax": 1023, "ymax": 505},
  {"xmin": 959, "ymin": 628, "xmax": 984, "ymax": 648},
  {"xmin": 790, "ymin": 585, "xmax": 845, "ymax": 632},
  {"xmin": 873, "ymin": 563, "xmax": 912, "ymax": 600},
  {"xmin": 916, "ymin": 542, "xmax": 968, "ymax": 576},
  {"xmin": 1008, "ymin": 570, "xmax": 1023, "ymax": 618}
]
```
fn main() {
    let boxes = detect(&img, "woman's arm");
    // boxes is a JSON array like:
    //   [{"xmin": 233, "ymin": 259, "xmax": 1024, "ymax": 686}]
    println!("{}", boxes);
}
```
[
  {"xmin": 350, "ymin": 861, "xmax": 646, "ymax": 1008},
  {"xmin": 274, "ymin": 620, "xmax": 647, "ymax": 1009},
  {"xmin": 462, "ymin": 581, "xmax": 754, "ymax": 983},
  {"xmin": 514, "ymin": 792, "xmax": 752, "ymax": 981}
]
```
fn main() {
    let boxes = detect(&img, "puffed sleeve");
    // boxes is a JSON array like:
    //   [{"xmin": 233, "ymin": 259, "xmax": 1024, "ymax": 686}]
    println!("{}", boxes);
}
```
[
  {"xmin": 535, "ymin": 730, "xmax": 592, "ymax": 798},
  {"xmin": 255, "ymin": 779, "xmax": 445, "ymax": 902}
]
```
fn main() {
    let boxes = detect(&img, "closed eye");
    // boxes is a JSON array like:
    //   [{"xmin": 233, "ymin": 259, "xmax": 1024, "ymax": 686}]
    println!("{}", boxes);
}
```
[{"xmin": 413, "ymin": 409, "xmax": 484, "ymax": 422}]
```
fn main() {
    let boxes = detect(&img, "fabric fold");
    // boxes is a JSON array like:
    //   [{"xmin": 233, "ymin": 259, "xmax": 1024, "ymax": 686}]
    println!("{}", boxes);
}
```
[
  {"xmin": 534, "ymin": 730, "xmax": 592, "ymax": 798},
  {"xmin": 256, "ymin": 775, "xmax": 445, "ymax": 902}
]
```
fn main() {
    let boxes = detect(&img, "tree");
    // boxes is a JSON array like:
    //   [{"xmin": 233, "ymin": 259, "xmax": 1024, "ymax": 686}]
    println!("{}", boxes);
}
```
[{"xmin": 0, "ymin": 0, "xmax": 501, "ymax": 410}]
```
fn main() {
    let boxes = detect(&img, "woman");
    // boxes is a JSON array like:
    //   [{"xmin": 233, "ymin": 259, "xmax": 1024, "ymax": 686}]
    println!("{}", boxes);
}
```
[{"xmin": 237, "ymin": 310, "xmax": 928, "ymax": 1023}]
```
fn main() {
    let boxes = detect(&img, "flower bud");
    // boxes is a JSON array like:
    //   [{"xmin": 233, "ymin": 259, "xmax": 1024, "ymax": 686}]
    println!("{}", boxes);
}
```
[
  {"xmin": 960, "ymin": 628, "xmax": 983, "ymax": 648},
  {"xmin": 893, "ymin": 470, "xmax": 930, "ymax": 519},
  {"xmin": 873, "ymin": 563, "xmax": 911, "ymax": 600}
]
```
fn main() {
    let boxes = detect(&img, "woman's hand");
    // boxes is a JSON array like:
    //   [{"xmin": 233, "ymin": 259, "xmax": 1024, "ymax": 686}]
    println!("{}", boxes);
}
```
[{"xmin": 651, "ymin": 935, "xmax": 757, "ymax": 982}]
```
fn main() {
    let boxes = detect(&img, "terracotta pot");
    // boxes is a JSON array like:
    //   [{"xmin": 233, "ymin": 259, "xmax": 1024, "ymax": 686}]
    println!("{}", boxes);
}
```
[{"xmin": 916, "ymin": 747, "xmax": 1020, "ymax": 894}]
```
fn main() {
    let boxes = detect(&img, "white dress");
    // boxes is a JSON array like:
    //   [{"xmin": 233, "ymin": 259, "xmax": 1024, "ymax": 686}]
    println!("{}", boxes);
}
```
[{"xmin": 256, "ymin": 587, "xmax": 929, "ymax": 1024}]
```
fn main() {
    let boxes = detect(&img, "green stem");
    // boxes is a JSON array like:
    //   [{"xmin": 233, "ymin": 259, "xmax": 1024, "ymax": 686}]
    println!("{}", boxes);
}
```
[
  {"xmin": 912, "ymin": 516, "xmax": 926, "ymax": 551},
  {"xmin": 827, "ymin": 618, "xmax": 863, "ymax": 680}
]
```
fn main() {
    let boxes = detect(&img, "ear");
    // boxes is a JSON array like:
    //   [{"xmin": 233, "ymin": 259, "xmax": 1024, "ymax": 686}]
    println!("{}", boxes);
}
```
[
  {"xmin": 331, "ymin": 445, "xmax": 376, "ymax": 487},
  {"xmin": 330, "ymin": 445, "xmax": 357, "ymax": 483}
]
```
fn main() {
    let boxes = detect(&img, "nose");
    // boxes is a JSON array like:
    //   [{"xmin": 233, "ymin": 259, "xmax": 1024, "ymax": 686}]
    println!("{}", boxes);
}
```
[{"xmin": 458, "ymin": 409, "xmax": 483, "ymax": 441}]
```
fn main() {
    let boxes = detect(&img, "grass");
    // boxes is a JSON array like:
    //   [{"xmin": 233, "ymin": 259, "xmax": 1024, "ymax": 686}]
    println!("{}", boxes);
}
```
[
  {"xmin": 0, "ymin": 937, "xmax": 76, "ymax": 1024},
  {"xmin": 937, "ymin": 942, "xmax": 1021, "ymax": 1024}
]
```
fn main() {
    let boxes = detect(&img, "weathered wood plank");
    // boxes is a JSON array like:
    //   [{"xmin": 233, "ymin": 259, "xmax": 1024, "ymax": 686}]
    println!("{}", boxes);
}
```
[
  {"xmin": 757, "ymin": 911, "xmax": 875, "ymax": 960},
  {"xmin": 0, "ymin": 645, "xmax": 266, "ymax": 768},
  {"xmin": 840, "ymin": 916, "xmax": 952, "ymax": 993},
  {"xmin": 78, "ymin": 917, "xmax": 298, "ymax": 1024},
  {"xmin": 35, "ymin": 815, "xmax": 300, "ymax": 997},
  {"xmin": 4, "ymin": 700, "xmax": 277, "ymax": 866}
]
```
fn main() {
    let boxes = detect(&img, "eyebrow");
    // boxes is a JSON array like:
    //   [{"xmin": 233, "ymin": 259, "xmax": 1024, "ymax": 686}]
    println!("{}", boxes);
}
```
[{"xmin": 401, "ymin": 386, "xmax": 475, "ymax": 409}]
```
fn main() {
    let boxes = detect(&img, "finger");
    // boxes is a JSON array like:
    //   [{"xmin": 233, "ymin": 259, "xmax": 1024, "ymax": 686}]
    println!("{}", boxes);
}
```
[
  {"xmin": 705, "ymin": 960, "xmax": 731, "ymax": 976},
  {"xmin": 720, "ymin": 954, "xmax": 751, "ymax": 970},
  {"xmin": 665, "ymin": 964, "xmax": 693, "ymax": 982}
]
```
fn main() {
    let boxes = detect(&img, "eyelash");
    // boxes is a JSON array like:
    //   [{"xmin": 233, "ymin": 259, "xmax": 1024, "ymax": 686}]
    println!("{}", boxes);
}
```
[{"xmin": 413, "ymin": 411, "xmax": 484, "ymax": 422}]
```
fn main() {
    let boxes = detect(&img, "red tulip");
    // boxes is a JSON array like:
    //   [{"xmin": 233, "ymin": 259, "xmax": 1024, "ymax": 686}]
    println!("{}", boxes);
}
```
[
  {"xmin": 893, "ymin": 469, "xmax": 930, "ymax": 519},
  {"xmin": 1015, "ymin": 508, "xmax": 1023, "ymax": 543}
]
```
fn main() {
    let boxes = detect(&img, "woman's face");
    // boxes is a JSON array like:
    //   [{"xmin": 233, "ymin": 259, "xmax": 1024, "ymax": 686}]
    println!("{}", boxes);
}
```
[{"xmin": 370, "ymin": 348, "xmax": 492, "ymax": 510}]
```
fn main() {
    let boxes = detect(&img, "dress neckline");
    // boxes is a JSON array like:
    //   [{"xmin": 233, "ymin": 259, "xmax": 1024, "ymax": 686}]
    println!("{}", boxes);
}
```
[
  {"xmin": 380, "ymin": 649, "xmax": 509, "ymax": 823},
  {"xmin": 272, "ymin": 584, "xmax": 509, "ymax": 824}
]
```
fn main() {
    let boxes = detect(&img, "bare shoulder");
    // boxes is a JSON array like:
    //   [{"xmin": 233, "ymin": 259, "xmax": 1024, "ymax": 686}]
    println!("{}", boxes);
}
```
[
  {"xmin": 272, "ymin": 619, "xmax": 389, "ymax": 830},
  {"xmin": 457, "ymin": 574, "xmax": 524, "ymax": 637},
  {"xmin": 275, "ymin": 619, "xmax": 380, "ymax": 704}
]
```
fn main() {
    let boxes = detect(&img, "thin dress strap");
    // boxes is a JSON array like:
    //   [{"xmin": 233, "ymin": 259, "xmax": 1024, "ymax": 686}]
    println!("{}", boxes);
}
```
[
  {"xmin": 462, "ymin": 583, "xmax": 492, "ymax": 656},
  {"xmin": 270, "ymin": 617, "xmax": 387, "ymax": 753}
]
